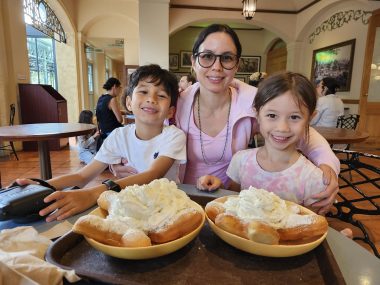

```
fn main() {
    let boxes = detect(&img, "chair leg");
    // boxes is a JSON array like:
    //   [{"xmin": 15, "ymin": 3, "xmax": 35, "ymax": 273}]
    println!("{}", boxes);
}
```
[{"xmin": 10, "ymin": 142, "xmax": 19, "ymax": 160}]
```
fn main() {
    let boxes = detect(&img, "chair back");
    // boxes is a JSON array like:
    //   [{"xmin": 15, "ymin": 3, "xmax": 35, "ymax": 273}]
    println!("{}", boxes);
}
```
[
  {"xmin": 336, "ymin": 114, "xmax": 360, "ymax": 130},
  {"xmin": 9, "ymin": 104, "xmax": 15, "ymax": 126}
]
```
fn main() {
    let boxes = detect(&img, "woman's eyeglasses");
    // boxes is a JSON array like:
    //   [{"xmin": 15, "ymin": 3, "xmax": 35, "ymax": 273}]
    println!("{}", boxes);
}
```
[{"xmin": 194, "ymin": 52, "xmax": 239, "ymax": 70}]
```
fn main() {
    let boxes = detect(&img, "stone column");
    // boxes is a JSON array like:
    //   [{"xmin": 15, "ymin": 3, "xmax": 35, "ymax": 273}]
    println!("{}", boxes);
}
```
[
  {"xmin": 138, "ymin": 0, "xmax": 170, "ymax": 68},
  {"xmin": 286, "ymin": 41, "xmax": 306, "ymax": 73}
]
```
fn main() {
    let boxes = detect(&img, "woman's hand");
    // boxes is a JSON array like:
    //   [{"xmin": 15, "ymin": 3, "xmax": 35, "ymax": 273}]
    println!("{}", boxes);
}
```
[
  {"xmin": 39, "ymin": 189, "xmax": 98, "ymax": 222},
  {"xmin": 311, "ymin": 164, "xmax": 339, "ymax": 215},
  {"xmin": 197, "ymin": 175, "xmax": 223, "ymax": 191}
]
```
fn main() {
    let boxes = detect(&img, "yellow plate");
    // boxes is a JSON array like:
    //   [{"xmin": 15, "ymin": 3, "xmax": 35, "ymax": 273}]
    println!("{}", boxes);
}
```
[
  {"xmin": 84, "ymin": 202, "xmax": 205, "ymax": 259},
  {"xmin": 206, "ymin": 200, "xmax": 327, "ymax": 258}
]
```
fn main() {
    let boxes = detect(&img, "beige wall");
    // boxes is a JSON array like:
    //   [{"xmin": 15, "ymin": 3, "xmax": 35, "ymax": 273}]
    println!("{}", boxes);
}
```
[
  {"xmin": 297, "ymin": 0, "xmax": 380, "ymax": 114},
  {"xmin": 0, "ymin": 0, "xmax": 30, "ymax": 127}
]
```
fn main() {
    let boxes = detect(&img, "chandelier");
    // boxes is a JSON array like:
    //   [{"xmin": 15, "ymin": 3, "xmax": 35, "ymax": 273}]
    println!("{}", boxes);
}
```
[{"xmin": 242, "ymin": 0, "xmax": 257, "ymax": 20}]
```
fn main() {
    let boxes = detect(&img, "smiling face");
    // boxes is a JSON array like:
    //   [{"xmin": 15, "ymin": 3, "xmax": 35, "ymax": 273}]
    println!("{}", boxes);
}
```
[
  {"xmin": 192, "ymin": 32, "xmax": 239, "ymax": 94},
  {"xmin": 126, "ymin": 78, "xmax": 175, "ymax": 127},
  {"xmin": 257, "ymin": 91, "xmax": 310, "ymax": 152}
]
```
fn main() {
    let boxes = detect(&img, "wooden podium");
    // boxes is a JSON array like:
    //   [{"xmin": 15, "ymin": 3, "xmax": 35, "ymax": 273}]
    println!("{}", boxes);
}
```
[{"xmin": 18, "ymin": 84, "xmax": 68, "ymax": 151}]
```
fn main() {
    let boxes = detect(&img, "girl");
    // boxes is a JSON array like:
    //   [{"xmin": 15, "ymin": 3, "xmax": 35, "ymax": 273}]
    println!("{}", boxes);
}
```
[
  {"xmin": 77, "ymin": 110, "xmax": 99, "ymax": 164},
  {"xmin": 198, "ymin": 72, "xmax": 328, "ymax": 206}
]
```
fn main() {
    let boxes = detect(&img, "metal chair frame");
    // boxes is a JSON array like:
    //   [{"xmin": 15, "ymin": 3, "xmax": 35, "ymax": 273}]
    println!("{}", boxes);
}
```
[
  {"xmin": 0, "ymin": 104, "xmax": 18, "ymax": 160},
  {"xmin": 336, "ymin": 114, "xmax": 360, "ymax": 131},
  {"xmin": 327, "ymin": 149, "xmax": 380, "ymax": 258}
]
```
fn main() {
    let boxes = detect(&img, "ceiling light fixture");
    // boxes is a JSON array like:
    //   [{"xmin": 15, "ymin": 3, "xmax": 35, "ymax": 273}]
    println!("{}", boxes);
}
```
[{"xmin": 242, "ymin": 0, "xmax": 257, "ymax": 20}]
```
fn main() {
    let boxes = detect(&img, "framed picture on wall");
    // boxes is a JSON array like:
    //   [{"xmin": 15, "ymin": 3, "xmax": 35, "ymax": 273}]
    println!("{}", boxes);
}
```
[
  {"xmin": 311, "ymin": 39, "xmax": 356, "ymax": 91},
  {"xmin": 238, "ymin": 56, "xmax": 261, "ymax": 74},
  {"xmin": 180, "ymin": 51, "xmax": 193, "ymax": 68},
  {"xmin": 169, "ymin": 54, "xmax": 179, "ymax": 70}
]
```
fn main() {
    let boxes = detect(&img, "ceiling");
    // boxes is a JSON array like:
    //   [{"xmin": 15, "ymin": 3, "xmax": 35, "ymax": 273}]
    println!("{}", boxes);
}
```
[
  {"xmin": 86, "ymin": 37, "xmax": 125, "ymax": 62},
  {"xmin": 90, "ymin": 0, "xmax": 320, "ymax": 62},
  {"xmin": 170, "ymin": 0, "xmax": 319, "ymax": 12}
]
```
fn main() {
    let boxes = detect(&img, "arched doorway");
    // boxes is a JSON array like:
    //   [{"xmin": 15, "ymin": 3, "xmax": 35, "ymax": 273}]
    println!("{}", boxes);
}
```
[{"xmin": 266, "ymin": 39, "xmax": 287, "ymax": 74}]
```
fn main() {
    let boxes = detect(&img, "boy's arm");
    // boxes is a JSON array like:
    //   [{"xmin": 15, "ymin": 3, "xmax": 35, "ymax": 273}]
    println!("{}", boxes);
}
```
[
  {"xmin": 40, "ymin": 156, "xmax": 175, "ymax": 222},
  {"xmin": 228, "ymin": 180, "xmax": 241, "ymax": 192}
]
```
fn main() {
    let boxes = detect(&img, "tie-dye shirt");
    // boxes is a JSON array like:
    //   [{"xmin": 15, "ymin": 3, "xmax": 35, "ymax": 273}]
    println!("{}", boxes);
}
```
[{"xmin": 226, "ymin": 148, "xmax": 326, "ymax": 206}]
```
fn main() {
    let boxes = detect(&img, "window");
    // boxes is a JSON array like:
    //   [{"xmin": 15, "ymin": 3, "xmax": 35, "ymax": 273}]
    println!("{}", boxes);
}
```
[
  {"xmin": 23, "ymin": 0, "xmax": 64, "ymax": 89},
  {"xmin": 26, "ymin": 26, "xmax": 57, "ymax": 89},
  {"xmin": 87, "ymin": 63, "xmax": 94, "ymax": 94},
  {"xmin": 105, "ymin": 57, "xmax": 111, "ymax": 79}
]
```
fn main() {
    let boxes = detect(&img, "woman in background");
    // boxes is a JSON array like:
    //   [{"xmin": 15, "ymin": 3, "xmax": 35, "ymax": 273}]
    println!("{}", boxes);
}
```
[
  {"xmin": 310, "ymin": 77, "xmax": 344, "ymax": 127},
  {"xmin": 95, "ymin": 77, "xmax": 123, "ymax": 147},
  {"xmin": 77, "ymin": 110, "xmax": 99, "ymax": 164}
]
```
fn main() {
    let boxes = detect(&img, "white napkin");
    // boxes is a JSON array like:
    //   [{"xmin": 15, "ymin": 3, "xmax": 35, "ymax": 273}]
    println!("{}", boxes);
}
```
[{"xmin": 0, "ymin": 226, "xmax": 81, "ymax": 285}]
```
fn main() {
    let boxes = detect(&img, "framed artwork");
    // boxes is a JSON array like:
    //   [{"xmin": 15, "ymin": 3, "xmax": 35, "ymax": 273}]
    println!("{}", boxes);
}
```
[
  {"xmin": 235, "ymin": 75, "xmax": 246, "ymax": 83},
  {"xmin": 180, "ymin": 51, "xmax": 193, "ymax": 68},
  {"xmin": 169, "ymin": 53, "xmax": 179, "ymax": 70},
  {"xmin": 311, "ymin": 39, "xmax": 355, "ymax": 91},
  {"xmin": 238, "ymin": 56, "xmax": 261, "ymax": 74}
]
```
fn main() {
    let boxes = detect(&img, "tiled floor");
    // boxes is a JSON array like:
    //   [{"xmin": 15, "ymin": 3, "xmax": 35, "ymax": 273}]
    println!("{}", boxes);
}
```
[{"xmin": 0, "ymin": 139, "xmax": 379, "ymax": 257}]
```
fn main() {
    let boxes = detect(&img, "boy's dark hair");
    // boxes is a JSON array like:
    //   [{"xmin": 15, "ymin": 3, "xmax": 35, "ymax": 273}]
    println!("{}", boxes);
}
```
[
  {"xmin": 78, "ymin": 110, "xmax": 94, "ymax": 124},
  {"xmin": 127, "ymin": 64, "xmax": 179, "ymax": 107},
  {"xmin": 254, "ymin": 71, "xmax": 317, "ymax": 140},
  {"xmin": 192, "ymin": 24, "xmax": 242, "ymax": 58},
  {"xmin": 103, "ymin": 77, "xmax": 121, "ymax": 90}
]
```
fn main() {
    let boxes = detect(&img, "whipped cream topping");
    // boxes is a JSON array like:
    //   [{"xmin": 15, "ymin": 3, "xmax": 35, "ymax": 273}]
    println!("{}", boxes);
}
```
[
  {"xmin": 107, "ymin": 178, "xmax": 198, "ymax": 232},
  {"xmin": 223, "ymin": 187, "xmax": 310, "ymax": 229}
]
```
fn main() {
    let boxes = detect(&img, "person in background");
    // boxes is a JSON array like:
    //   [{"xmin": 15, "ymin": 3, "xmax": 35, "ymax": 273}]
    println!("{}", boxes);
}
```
[
  {"xmin": 178, "ymin": 74, "xmax": 196, "ymax": 93},
  {"xmin": 14, "ymin": 64, "xmax": 186, "ymax": 222},
  {"xmin": 175, "ymin": 23, "xmax": 340, "ymax": 215},
  {"xmin": 248, "ymin": 71, "xmax": 267, "ymax": 87},
  {"xmin": 95, "ymin": 77, "xmax": 124, "ymax": 149},
  {"xmin": 310, "ymin": 77, "xmax": 344, "ymax": 127},
  {"xmin": 77, "ymin": 110, "xmax": 99, "ymax": 164}
]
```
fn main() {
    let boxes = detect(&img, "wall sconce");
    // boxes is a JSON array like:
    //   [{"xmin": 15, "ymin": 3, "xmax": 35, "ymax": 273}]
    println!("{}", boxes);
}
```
[{"xmin": 242, "ymin": 0, "xmax": 257, "ymax": 20}]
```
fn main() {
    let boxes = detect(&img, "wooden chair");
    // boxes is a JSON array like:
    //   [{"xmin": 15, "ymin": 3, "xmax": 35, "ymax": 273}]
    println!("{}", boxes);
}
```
[
  {"xmin": 0, "ymin": 104, "xmax": 19, "ymax": 160},
  {"xmin": 328, "ymin": 149, "xmax": 380, "ymax": 258}
]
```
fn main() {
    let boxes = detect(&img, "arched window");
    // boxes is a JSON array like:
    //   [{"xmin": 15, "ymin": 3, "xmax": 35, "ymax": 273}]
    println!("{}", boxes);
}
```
[
  {"xmin": 23, "ymin": 0, "xmax": 66, "ymax": 89},
  {"xmin": 23, "ymin": 0, "xmax": 66, "ymax": 43}
]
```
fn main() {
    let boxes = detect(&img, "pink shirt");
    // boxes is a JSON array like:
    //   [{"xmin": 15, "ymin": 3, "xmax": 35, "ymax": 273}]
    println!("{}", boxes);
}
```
[
  {"xmin": 227, "ymin": 148, "xmax": 326, "ymax": 206},
  {"xmin": 176, "ymin": 82, "xmax": 256, "ymax": 186}
]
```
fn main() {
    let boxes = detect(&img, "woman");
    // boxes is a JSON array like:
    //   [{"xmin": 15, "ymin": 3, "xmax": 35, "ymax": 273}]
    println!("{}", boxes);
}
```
[
  {"xmin": 175, "ymin": 24, "xmax": 339, "ymax": 214},
  {"xmin": 95, "ymin": 77, "xmax": 123, "ymax": 147},
  {"xmin": 310, "ymin": 77, "xmax": 344, "ymax": 127}
]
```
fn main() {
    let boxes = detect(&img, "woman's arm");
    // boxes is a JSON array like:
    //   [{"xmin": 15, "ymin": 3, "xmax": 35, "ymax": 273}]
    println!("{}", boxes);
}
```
[
  {"xmin": 109, "ymin": 97, "xmax": 123, "ymax": 123},
  {"xmin": 299, "ymin": 127, "xmax": 340, "ymax": 174},
  {"xmin": 298, "ymin": 127, "xmax": 340, "ymax": 214}
]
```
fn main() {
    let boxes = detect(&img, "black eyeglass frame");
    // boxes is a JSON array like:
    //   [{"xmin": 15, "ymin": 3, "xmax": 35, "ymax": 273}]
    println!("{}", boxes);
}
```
[{"xmin": 194, "ymin": 52, "xmax": 240, "ymax": 70}]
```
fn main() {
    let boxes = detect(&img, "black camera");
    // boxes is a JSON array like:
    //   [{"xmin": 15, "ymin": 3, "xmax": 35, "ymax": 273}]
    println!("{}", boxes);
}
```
[{"xmin": 0, "ymin": 184, "xmax": 55, "ymax": 223}]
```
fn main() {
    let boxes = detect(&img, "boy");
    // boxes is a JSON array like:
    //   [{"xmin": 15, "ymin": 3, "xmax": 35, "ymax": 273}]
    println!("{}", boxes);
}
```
[{"xmin": 15, "ymin": 64, "xmax": 186, "ymax": 222}]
